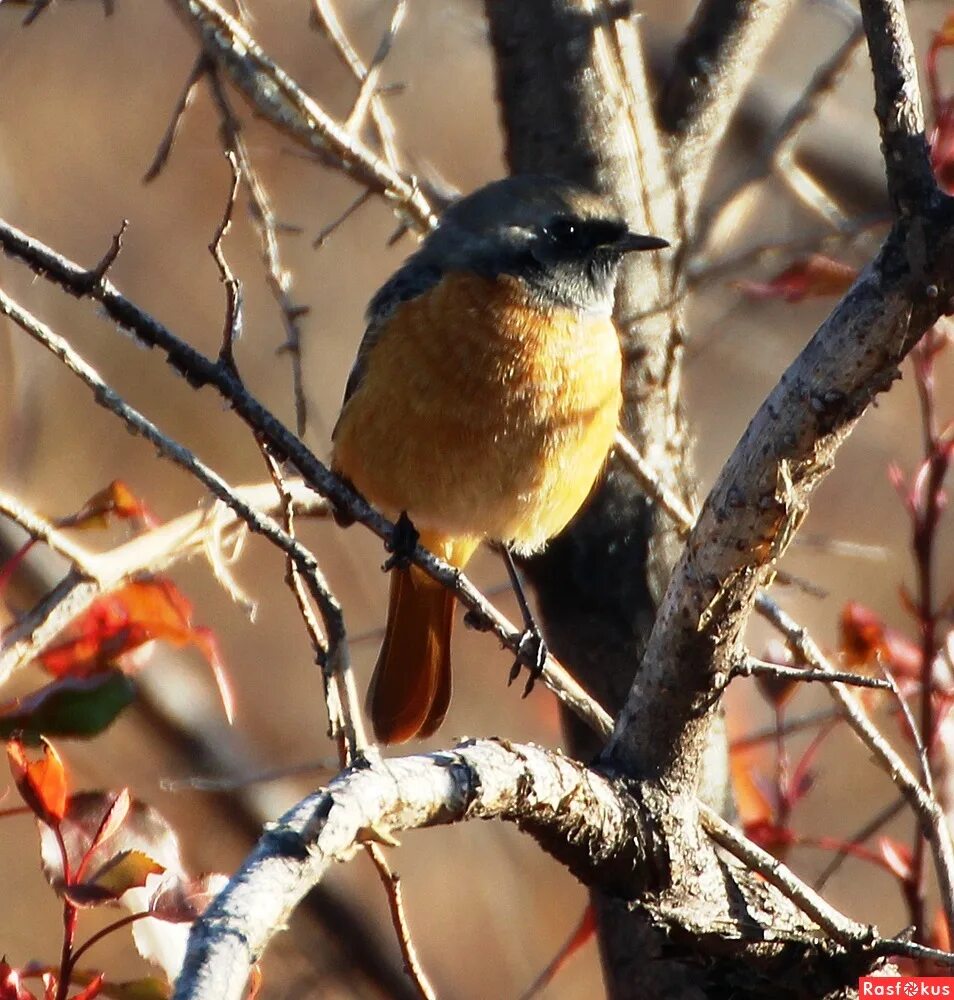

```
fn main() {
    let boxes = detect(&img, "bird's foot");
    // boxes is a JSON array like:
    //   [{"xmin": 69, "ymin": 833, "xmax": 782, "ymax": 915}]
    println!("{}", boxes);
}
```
[
  {"xmin": 382, "ymin": 511, "xmax": 420, "ymax": 572},
  {"xmin": 510, "ymin": 625, "xmax": 549, "ymax": 698}
]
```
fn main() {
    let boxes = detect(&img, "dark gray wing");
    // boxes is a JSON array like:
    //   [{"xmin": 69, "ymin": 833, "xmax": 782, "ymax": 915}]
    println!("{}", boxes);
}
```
[{"xmin": 334, "ymin": 254, "xmax": 444, "ymax": 435}]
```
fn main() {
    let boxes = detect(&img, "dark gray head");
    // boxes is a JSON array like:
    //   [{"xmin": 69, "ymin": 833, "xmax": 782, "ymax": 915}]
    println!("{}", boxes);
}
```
[{"xmin": 369, "ymin": 175, "xmax": 669, "ymax": 320}]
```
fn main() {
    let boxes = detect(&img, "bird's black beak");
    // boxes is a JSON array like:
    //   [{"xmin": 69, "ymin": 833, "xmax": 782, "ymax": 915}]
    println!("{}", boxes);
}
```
[{"xmin": 617, "ymin": 232, "xmax": 670, "ymax": 253}]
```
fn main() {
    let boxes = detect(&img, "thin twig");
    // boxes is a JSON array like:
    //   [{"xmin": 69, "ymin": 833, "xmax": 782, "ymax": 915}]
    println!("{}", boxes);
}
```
[
  {"xmin": 206, "ymin": 69, "xmax": 311, "ymax": 434},
  {"xmin": 736, "ymin": 656, "xmax": 893, "ymax": 692},
  {"xmin": 755, "ymin": 591, "xmax": 954, "ymax": 936},
  {"xmin": 730, "ymin": 707, "xmax": 841, "ymax": 752},
  {"xmin": 699, "ymin": 802, "xmax": 875, "ymax": 945},
  {"xmin": 699, "ymin": 23, "xmax": 864, "ymax": 243},
  {"xmin": 0, "ymin": 287, "xmax": 345, "ymax": 712},
  {"xmin": 344, "ymin": 1, "xmax": 407, "ymax": 137},
  {"xmin": 814, "ymin": 797, "xmax": 907, "ymax": 890},
  {"xmin": 143, "ymin": 54, "xmax": 209, "ymax": 183},
  {"xmin": 261, "ymin": 446, "xmax": 363, "ymax": 760},
  {"xmin": 209, "ymin": 148, "xmax": 244, "ymax": 371},
  {"xmin": 171, "ymin": 0, "xmax": 435, "ymax": 230},
  {"xmin": 0, "ymin": 493, "xmax": 101, "ymax": 581},
  {"xmin": 365, "ymin": 845, "xmax": 436, "ymax": 1000},
  {"xmin": 310, "ymin": 0, "xmax": 402, "ymax": 169},
  {"xmin": 614, "ymin": 431, "xmax": 696, "ymax": 534}
]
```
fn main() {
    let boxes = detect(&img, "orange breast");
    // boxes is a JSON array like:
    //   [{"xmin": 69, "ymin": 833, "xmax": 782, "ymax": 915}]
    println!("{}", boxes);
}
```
[{"xmin": 332, "ymin": 270, "xmax": 622, "ymax": 552}]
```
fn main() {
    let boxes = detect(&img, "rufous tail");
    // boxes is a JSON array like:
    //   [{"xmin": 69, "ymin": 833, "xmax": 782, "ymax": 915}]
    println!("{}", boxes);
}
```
[{"xmin": 368, "ymin": 535, "xmax": 476, "ymax": 743}]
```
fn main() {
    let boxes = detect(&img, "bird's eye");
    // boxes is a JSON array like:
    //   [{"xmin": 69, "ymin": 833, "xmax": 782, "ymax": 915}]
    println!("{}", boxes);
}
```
[{"xmin": 544, "ymin": 218, "xmax": 582, "ymax": 244}]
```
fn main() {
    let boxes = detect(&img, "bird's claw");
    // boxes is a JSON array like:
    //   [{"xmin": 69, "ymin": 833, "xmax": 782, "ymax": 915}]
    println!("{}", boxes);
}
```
[
  {"xmin": 510, "ymin": 626, "xmax": 548, "ymax": 697},
  {"xmin": 383, "ymin": 511, "xmax": 420, "ymax": 572}
]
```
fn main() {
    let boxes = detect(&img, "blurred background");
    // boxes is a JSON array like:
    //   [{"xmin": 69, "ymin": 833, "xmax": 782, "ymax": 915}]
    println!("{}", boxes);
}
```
[{"xmin": 1, "ymin": 0, "xmax": 952, "ymax": 996}]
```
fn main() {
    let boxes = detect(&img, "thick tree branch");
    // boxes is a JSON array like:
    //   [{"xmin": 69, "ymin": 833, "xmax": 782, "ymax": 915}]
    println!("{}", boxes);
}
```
[
  {"xmin": 174, "ymin": 739, "xmax": 902, "ymax": 1000},
  {"xmin": 659, "ymin": 0, "xmax": 795, "ymax": 229},
  {"xmin": 859, "ymin": 0, "xmax": 936, "ymax": 216}
]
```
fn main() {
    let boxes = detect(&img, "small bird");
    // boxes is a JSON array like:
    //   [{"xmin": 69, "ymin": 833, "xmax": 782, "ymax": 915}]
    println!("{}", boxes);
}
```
[{"xmin": 331, "ymin": 175, "xmax": 668, "ymax": 743}]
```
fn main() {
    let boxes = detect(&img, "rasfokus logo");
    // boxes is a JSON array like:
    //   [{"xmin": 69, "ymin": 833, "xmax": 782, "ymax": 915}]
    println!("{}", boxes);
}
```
[{"xmin": 858, "ymin": 978, "xmax": 954, "ymax": 996}]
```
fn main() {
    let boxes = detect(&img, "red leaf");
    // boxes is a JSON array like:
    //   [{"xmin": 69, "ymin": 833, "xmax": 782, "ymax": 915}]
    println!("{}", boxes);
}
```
[
  {"xmin": 733, "ymin": 255, "xmax": 858, "ymax": 303},
  {"xmin": 7, "ymin": 738, "xmax": 67, "ymax": 825},
  {"xmin": 148, "ymin": 872, "xmax": 228, "ymax": 923},
  {"xmin": 928, "ymin": 17, "xmax": 954, "ymax": 193},
  {"xmin": 0, "ymin": 960, "xmax": 39, "ymax": 1000},
  {"xmin": 38, "ymin": 578, "xmax": 233, "ymax": 723},
  {"xmin": 55, "ymin": 482, "xmax": 158, "ymax": 532},
  {"xmin": 839, "ymin": 602, "xmax": 921, "ymax": 677},
  {"xmin": 71, "ymin": 974, "xmax": 105, "ymax": 1000},
  {"xmin": 39, "ymin": 791, "xmax": 183, "ymax": 899},
  {"xmin": 878, "ymin": 836, "xmax": 913, "ymax": 882}
]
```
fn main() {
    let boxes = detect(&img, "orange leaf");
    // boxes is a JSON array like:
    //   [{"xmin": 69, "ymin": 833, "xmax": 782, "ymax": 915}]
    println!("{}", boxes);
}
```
[
  {"xmin": 55, "ymin": 481, "xmax": 158, "ymax": 532},
  {"xmin": 730, "ymin": 754, "xmax": 774, "ymax": 826},
  {"xmin": 7, "ymin": 738, "xmax": 67, "ymax": 825},
  {"xmin": 39, "ymin": 578, "xmax": 233, "ymax": 722},
  {"xmin": 733, "ymin": 255, "xmax": 858, "ymax": 303}
]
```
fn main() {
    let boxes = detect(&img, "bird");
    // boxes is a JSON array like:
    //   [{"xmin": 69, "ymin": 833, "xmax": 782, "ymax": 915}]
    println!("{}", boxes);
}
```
[{"xmin": 331, "ymin": 174, "xmax": 669, "ymax": 744}]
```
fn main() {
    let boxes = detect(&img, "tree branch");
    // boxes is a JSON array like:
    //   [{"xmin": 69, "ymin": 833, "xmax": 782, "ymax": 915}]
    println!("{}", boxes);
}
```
[
  {"xmin": 173, "ymin": 738, "xmax": 898, "ymax": 1000},
  {"xmin": 166, "ymin": 0, "xmax": 437, "ymax": 231}
]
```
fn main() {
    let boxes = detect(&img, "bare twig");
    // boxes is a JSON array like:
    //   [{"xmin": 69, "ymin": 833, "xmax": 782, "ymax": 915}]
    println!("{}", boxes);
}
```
[
  {"xmin": 344, "ymin": 1, "xmax": 407, "ymax": 137},
  {"xmin": 0, "ymin": 493, "xmax": 101, "ymax": 581},
  {"xmin": 0, "ymin": 286, "xmax": 345, "ymax": 716},
  {"xmin": 730, "ymin": 707, "xmax": 841, "ymax": 752},
  {"xmin": 144, "ymin": 54, "xmax": 209, "ymax": 183},
  {"xmin": 261, "ymin": 447, "xmax": 363, "ymax": 759},
  {"xmin": 209, "ymin": 149, "xmax": 243, "ymax": 370},
  {"xmin": 755, "ymin": 593, "xmax": 954, "ymax": 935},
  {"xmin": 312, "ymin": 189, "xmax": 373, "ymax": 249},
  {"xmin": 698, "ymin": 803, "xmax": 872, "ymax": 944},
  {"xmin": 365, "ymin": 845, "xmax": 436, "ymax": 1000},
  {"xmin": 310, "ymin": 0, "xmax": 402, "ymax": 169},
  {"xmin": 700, "ymin": 23, "xmax": 864, "ymax": 243},
  {"xmin": 814, "ymin": 797, "xmax": 907, "ymax": 890},
  {"xmin": 735, "ymin": 656, "xmax": 893, "ymax": 692},
  {"xmin": 206, "ymin": 69, "xmax": 312, "ymax": 434},
  {"xmin": 614, "ymin": 430, "xmax": 696, "ymax": 534},
  {"xmin": 169, "ymin": 0, "xmax": 436, "ymax": 230}
]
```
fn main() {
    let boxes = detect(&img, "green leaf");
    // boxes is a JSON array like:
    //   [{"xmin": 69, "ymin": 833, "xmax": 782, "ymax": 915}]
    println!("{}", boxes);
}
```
[{"xmin": 0, "ymin": 670, "xmax": 136, "ymax": 742}]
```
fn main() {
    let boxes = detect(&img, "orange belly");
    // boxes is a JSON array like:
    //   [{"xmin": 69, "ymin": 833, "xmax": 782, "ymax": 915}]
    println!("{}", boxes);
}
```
[{"xmin": 332, "ymin": 270, "xmax": 622, "ymax": 553}]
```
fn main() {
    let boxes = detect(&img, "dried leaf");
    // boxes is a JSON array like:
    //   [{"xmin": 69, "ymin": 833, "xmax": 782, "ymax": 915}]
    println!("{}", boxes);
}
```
[
  {"xmin": 65, "ymin": 851, "xmax": 165, "ymax": 906},
  {"xmin": 7, "ymin": 738, "xmax": 67, "ymax": 825},
  {"xmin": 38, "ymin": 579, "xmax": 233, "ymax": 723},
  {"xmin": 55, "ymin": 481, "xmax": 158, "ymax": 532},
  {"xmin": 733, "ymin": 255, "xmax": 858, "ymax": 303}
]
